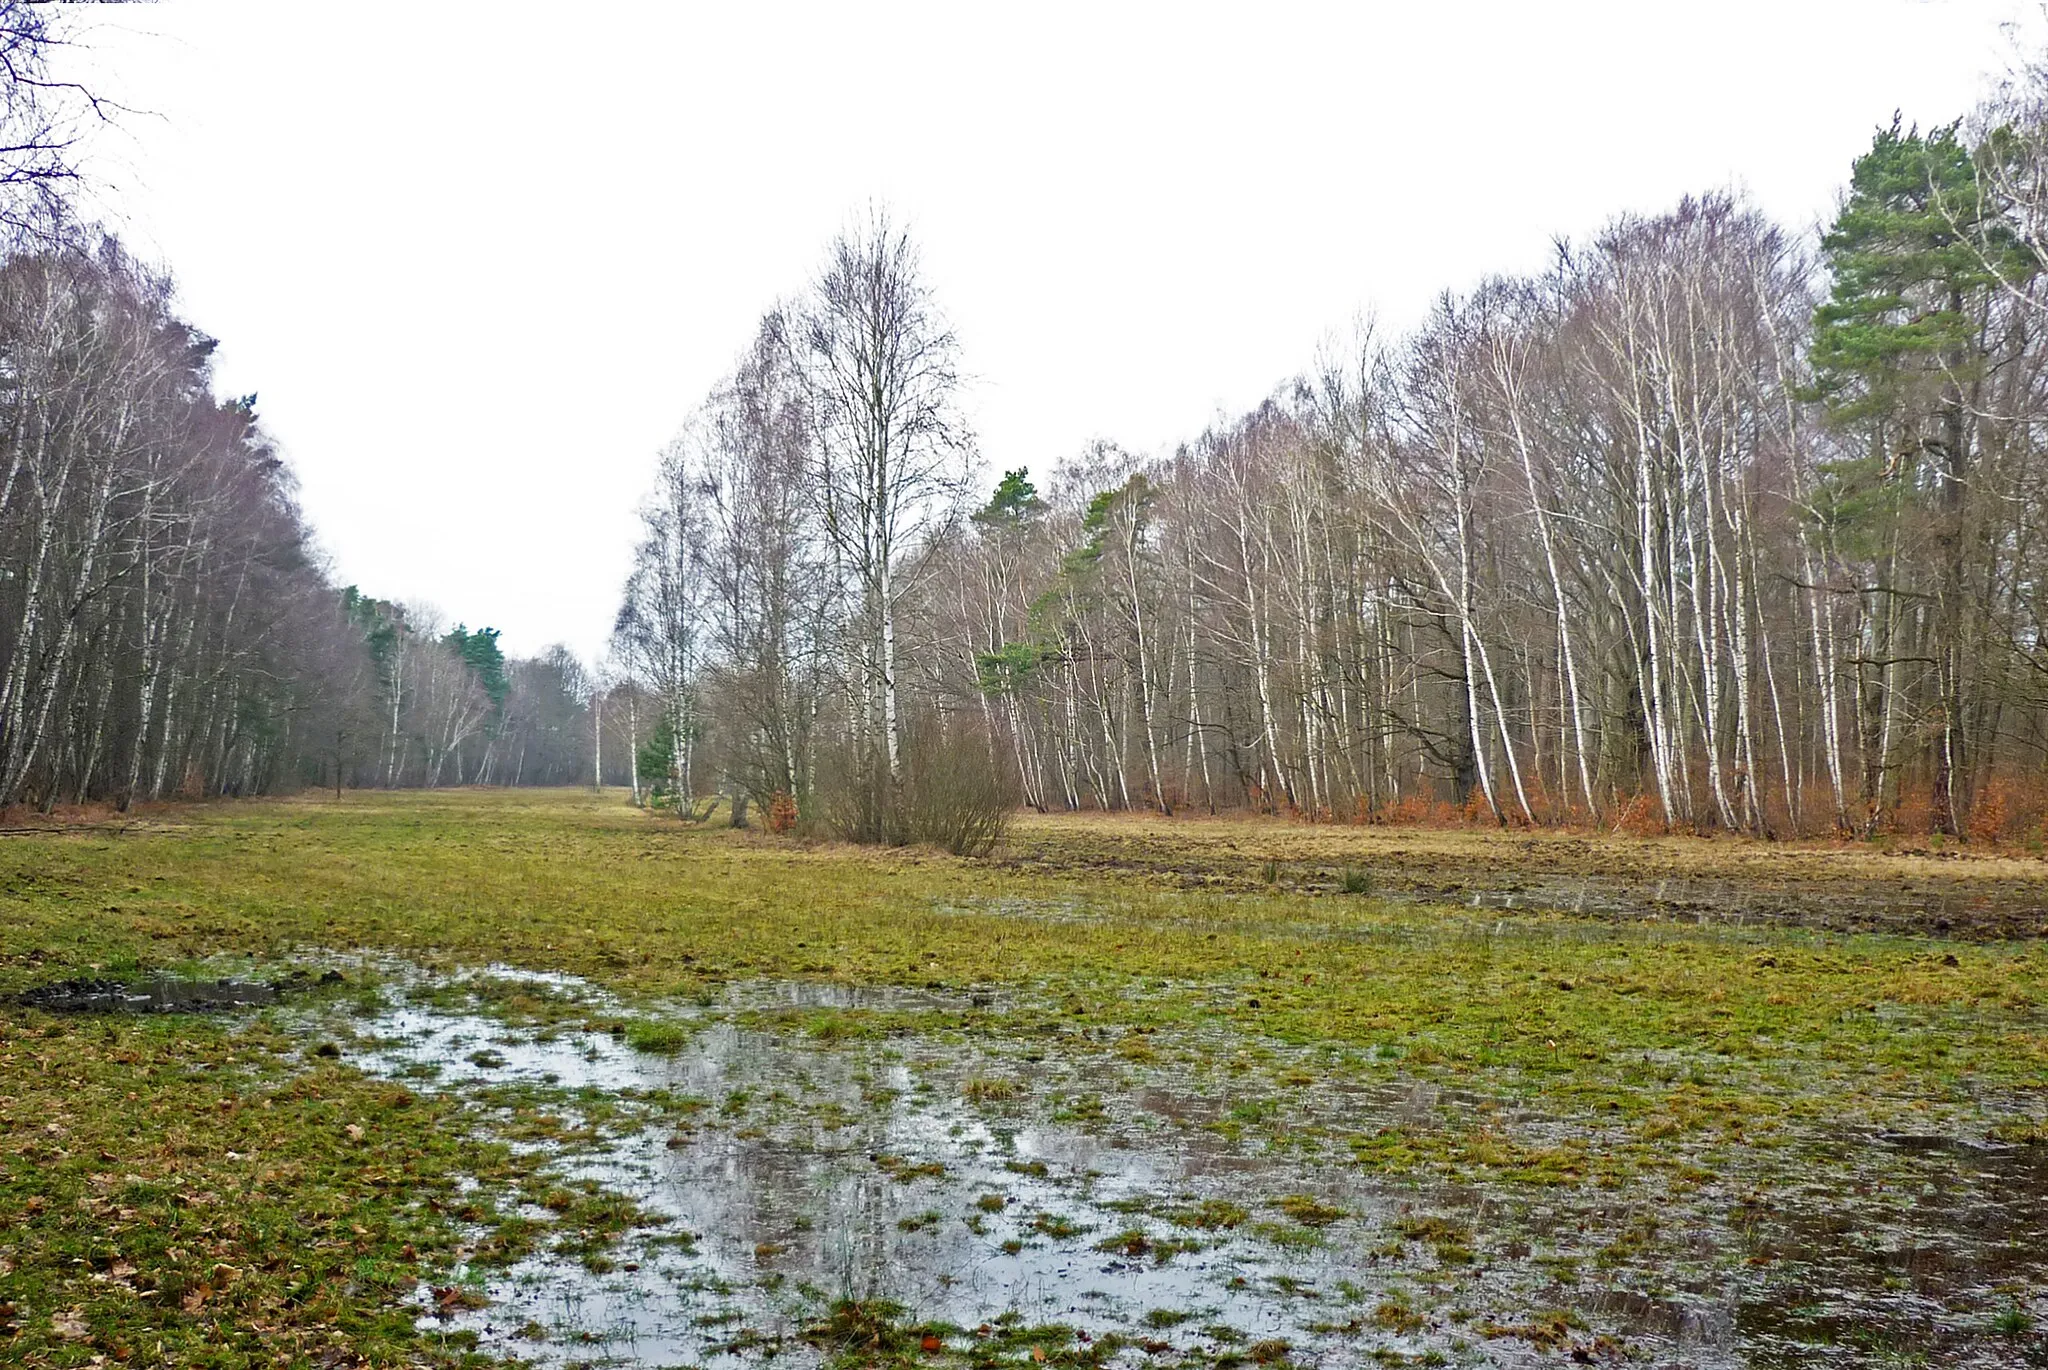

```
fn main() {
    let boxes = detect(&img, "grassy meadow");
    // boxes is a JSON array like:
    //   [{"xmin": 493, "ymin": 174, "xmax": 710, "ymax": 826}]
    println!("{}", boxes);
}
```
[{"xmin": 1, "ymin": 789, "xmax": 2044, "ymax": 1367}]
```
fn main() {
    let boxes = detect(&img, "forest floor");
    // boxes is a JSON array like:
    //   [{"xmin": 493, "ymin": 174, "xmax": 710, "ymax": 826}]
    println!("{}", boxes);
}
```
[{"xmin": 1, "ymin": 790, "xmax": 2045, "ymax": 1368}]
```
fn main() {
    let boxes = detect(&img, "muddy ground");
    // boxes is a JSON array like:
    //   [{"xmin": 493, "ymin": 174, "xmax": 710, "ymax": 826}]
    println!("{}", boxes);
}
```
[
  {"xmin": 997, "ymin": 815, "xmax": 2048, "ymax": 939},
  {"xmin": 1, "ymin": 791, "xmax": 2044, "ymax": 1368}
]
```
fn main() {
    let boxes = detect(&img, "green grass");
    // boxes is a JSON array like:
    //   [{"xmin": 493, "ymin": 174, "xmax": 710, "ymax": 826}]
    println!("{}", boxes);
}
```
[
  {"xmin": 1, "ymin": 787, "xmax": 2045, "ymax": 1365},
  {"xmin": 624, "ymin": 1018, "xmax": 692, "ymax": 1054},
  {"xmin": 0, "ymin": 1010, "xmax": 540, "ymax": 1366},
  {"xmin": 6, "ymin": 791, "xmax": 2039, "ymax": 1099}
]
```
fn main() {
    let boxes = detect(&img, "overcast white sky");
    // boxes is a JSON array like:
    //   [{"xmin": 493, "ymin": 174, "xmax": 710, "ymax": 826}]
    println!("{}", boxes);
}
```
[{"xmin": 53, "ymin": 2, "xmax": 2045, "ymax": 660}]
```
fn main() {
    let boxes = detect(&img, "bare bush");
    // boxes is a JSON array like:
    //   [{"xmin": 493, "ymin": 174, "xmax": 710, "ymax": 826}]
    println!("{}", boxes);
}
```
[
  {"xmin": 812, "ymin": 741, "xmax": 896, "ymax": 846},
  {"xmin": 814, "ymin": 719, "xmax": 1014, "ymax": 856},
  {"xmin": 899, "ymin": 721, "xmax": 1016, "ymax": 857}
]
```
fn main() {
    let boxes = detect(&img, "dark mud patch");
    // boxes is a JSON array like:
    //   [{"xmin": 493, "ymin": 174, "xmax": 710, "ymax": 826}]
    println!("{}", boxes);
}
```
[{"xmin": 14, "ymin": 969, "xmax": 337, "ymax": 1013}]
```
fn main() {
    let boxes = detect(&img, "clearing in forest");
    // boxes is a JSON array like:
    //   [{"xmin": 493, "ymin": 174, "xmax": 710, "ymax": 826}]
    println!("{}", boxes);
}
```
[{"xmin": 1, "ymin": 789, "xmax": 2044, "ymax": 1368}]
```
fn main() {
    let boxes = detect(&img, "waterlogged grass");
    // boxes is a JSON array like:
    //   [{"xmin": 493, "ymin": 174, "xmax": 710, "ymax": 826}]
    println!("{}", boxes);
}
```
[
  {"xmin": 5, "ymin": 791, "xmax": 2042, "ymax": 1107},
  {"xmin": 0, "ymin": 1006, "xmax": 533, "ymax": 1367},
  {"xmin": 623, "ymin": 1019, "xmax": 692, "ymax": 1055},
  {"xmin": 803, "ymin": 1299, "xmax": 1132, "ymax": 1370},
  {"xmin": 2, "ymin": 788, "xmax": 2047, "ymax": 1364},
  {"xmin": 4, "ymin": 790, "xmax": 2045, "ymax": 1162}
]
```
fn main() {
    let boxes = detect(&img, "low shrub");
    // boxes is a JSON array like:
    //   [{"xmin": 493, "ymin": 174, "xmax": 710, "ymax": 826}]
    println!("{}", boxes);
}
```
[{"xmin": 813, "ymin": 717, "xmax": 1015, "ymax": 856}]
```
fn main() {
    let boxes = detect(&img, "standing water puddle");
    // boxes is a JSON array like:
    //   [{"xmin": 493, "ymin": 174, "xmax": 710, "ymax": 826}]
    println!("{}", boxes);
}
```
[{"xmin": 312, "ymin": 971, "xmax": 2047, "ymax": 1369}]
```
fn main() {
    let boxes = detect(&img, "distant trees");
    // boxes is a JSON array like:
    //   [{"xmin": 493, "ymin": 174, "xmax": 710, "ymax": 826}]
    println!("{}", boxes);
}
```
[
  {"xmin": 0, "ymin": 230, "xmax": 317, "ymax": 808},
  {"xmin": 17, "ymin": 24, "xmax": 2048, "ymax": 839},
  {"xmin": 1799, "ymin": 114, "xmax": 2046, "ymax": 836},
  {"xmin": 1810, "ymin": 121, "xmax": 1988, "ymax": 834},
  {"xmin": 617, "ymin": 214, "xmax": 1008, "ymax": 849},
  {"xmin": 504, "ymin": 647, "xmax": 590, "ymax": 787},
  {"xmin": 0, "ymin": 239, "xmax": 597, "ymax": 810},
  {"xmin": 622, "ymin": 68, "xmax": 2048, "ymax": 842},
  {"xmin": 0, "ymin": 21, "xmax": 614, "ymax": 810},
  {"xmin": 613, "ymin": 433, "xmax": 706, "ymax": 808},
  {"xmin": 332, "ymin": 592, "xmax": 597, "ymax": 792},
  {"xmin": 799, "ymin": 213, "xmax": 968, "ymax": 793},
  {"xmin": 696, "ymin": 315, "xmax": 826, "ymax": 819}
]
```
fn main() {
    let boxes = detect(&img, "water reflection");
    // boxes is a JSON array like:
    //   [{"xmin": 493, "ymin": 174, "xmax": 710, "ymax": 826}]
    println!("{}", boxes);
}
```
[{"xmin": 325, "ymin": 974, "xmax": 2046, "ymax": 1368}]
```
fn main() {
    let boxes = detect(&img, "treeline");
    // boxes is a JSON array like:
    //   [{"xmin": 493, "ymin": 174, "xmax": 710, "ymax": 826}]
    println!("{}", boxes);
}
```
[
  {"xmin": 331, "ymin": 594, "xmax": 609, "ymax": 792},
  {"xmin": 613, "ymin": 226, "xmax": 1015, "ymax": 850},
  {"xmin": 0, "ymin": 220, "xmax": 619, "ymax": 808},
  {"xmin": 0, "ymin": 233, "xmax": 324, "ymax": 807},
  {"xmin": 0, "ymin": 7, "xmax": 629, "ymax": 811},
  {"xmin": 625, "ymin": 73, "xmax": 2048, "ymax": 839},
  {"xmin": 0, "ymin": 13, "xmax": 632, "ymax": 810}
]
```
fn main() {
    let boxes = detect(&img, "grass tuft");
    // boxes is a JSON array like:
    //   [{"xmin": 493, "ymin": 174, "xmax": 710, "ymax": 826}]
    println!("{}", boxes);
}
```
[{"xmin": 625, "ymin": 1019, "xmax": 692, "ymax": 1054}]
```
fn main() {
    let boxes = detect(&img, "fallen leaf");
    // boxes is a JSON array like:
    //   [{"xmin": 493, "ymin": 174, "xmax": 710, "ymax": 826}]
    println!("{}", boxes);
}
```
[
  {"xmin": 51, "ymin": 1308, "xmax": 92, "ymax": 1340},
  {"xmin": 96, "ymin": 1260, "xmax": 139, "ymax": 1291}
]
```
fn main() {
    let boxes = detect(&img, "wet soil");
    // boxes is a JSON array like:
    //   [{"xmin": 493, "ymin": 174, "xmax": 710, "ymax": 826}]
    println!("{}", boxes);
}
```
[
  {"xmin": 301, "ymin": 967, "xmax": 2048, "ymax": 1369},
  {"xmin": 13, "ymin": 974, "xmax": 290, "ymax": 1013},
  {"xmin": 997, "ymin": 825, "xmax": 2048, "ymax": 940}
]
